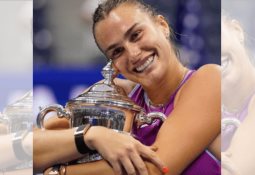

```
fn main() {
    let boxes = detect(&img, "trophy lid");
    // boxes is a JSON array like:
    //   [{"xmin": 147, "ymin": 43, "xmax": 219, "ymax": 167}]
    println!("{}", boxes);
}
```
[
  {"xmin": 68, "ymin": 61, "xmax": 142, "ymax": 112},
  {"xmin": 3, "ymin": 91, "xmax": 33, "ymax": 132}
]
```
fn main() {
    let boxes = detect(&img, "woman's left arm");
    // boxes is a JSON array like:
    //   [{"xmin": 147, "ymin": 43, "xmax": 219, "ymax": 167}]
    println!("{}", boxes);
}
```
[{"xmin": 148, "ymin": 64, "xmax": 221, "ymax": 174}]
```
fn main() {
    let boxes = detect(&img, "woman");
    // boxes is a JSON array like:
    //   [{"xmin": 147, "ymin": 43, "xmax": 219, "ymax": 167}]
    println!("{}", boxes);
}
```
[
  {"xmin": 34, "ymin": 0, "xmax": 220, "ymax": 174},
  {"xmin": 221, "ymin": 15, "xmax": 255, "ymax": 175}
]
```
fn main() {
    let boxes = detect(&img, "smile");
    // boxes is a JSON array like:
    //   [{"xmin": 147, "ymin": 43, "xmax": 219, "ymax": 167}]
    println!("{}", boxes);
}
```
[{"xmin": 135, "ymin": 55, "xmax": 155, "ymax": 73}]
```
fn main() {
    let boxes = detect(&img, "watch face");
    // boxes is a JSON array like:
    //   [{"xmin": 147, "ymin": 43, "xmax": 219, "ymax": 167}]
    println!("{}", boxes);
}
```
[{"xmin": 74, "ymin": 124, "xmax": 89, "ymax": 136}]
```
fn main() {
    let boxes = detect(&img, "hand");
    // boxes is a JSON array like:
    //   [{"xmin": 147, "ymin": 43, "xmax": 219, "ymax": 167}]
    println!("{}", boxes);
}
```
[
  {"xmin": 222, "ymin": 152, "xmax": 240, "ymax": 175},
  {"xmin": 85, "ymin": 126, "xmax": 165, "ymax": 175},
  {"xmin": 44, "ymin": 116, "xmax": 70, "ymax": 130}
]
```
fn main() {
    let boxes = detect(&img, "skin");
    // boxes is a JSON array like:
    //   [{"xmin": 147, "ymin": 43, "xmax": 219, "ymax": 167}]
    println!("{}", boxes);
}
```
[
  {"xmin": 4, "ymin": 168, "xmax": 32, "ymax": 175},
  {"xmin": 222, "ymin": 95, "xmax": 255, "ymax": 175},
  {"xmin": 221, "ymin": 19, "xmax": 255, "ymax": 175},
  {"xmin": 0, "ymin": 131, "xmax": 32, "ymax": 169},
  {"xmin": 221, "ymin": 20, "xmax": 255, "ymax": 112},
  {"xmin": 34, "ymin": 2, "xmax": 220, "ymax": 175}
]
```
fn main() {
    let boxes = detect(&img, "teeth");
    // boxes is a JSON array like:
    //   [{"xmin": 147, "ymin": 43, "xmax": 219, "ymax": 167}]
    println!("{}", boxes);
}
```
[{"xmin": 136, "ymin": 56, "xmax": 154, "ymax": 72}]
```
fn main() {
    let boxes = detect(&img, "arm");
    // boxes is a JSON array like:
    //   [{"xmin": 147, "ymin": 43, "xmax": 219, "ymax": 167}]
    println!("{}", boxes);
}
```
[
  {"xmin": 45, "ymin": 64, "xmax": 220, "ymax": 175},
  {"xmin": 0, "ymin": 131, "xmax": 32, "ymax": 169},
  {"xmin": 33, "ymin": 127, "xmax": 83, "ymax": 172},
  {"xmin": 148, "ymin": 64, "xmax": 221, "ymax": 174},
  {"xmin": 34, "ymin": 121, "xmax": 165, "ymax": 174},
  {"xmin": 222, "ymin": 95, "xmax": 255, "ymax": 175},
  {"xmin": 4, "ymin": 168, "xmax": 32, "ymax": 175},
  {"xmin": 0, "ymin": 134, "xmax": 23, "ymax": 168}
]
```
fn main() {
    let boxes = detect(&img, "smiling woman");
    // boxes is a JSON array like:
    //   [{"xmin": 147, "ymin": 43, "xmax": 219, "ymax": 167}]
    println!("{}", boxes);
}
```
[
  {"xmin": 33, "ymin": 0, "xmax": 221, "ymax": 175},
  {"xmin": 221, "ymin": 14, "xmax": 255, "ymax": 175}
]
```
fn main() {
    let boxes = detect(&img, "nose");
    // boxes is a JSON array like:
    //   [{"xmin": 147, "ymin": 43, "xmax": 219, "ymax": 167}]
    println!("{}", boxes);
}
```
[{"xmin": 126, "ymin": 43, "xmax": 142, "ymax": 64}]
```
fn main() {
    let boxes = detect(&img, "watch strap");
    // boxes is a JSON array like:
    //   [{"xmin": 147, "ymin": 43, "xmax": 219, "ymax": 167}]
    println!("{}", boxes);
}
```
[
  {"xmin": 74, "ymin": 124, "xmax": 91, "ymax": 154},
  {"xmin": 12, "ymin": 130, "xmax": 31, "ymax": 160}
]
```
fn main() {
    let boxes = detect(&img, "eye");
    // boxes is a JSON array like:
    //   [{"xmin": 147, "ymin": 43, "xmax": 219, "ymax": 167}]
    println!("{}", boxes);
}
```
[
  {"xmin": 130, "ymin": 30, "xmax": 142, "ymax": 42},
  {"xmin": 111, "ymin": 47, "xmax": 124, "ymax": 59}
]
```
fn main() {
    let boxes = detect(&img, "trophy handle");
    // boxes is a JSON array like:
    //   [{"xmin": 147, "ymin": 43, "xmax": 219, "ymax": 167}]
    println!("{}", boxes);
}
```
[
  {"xmin": 135, "ymin": 112, "xmax": 166, "ymax": 128},
  {"xmin": 36, "ymin": 104, "xmax": 71, "ymax": 129},
  {"xmin": 222, "ymin": 117, "xmax": 241, "ymax": 131}
]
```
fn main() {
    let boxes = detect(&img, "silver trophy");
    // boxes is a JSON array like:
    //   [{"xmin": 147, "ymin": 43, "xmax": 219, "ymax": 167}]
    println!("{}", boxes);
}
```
[
  {"xmin": 37, "ymin": 61, "xmax": 166, "ymax": 163},
  {"xmin": 2, "ymin": 91, "xmax": 33, "ymax": 133}
]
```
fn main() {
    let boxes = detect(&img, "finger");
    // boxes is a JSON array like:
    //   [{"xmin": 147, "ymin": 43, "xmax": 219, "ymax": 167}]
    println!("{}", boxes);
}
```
[
  {"xmin": 139, "ymin": 145, "xmax": 166, "ymax": 172},
  {"xmin": 149, "ymin": 145, "xmax": 158, "ymax": 152},
  {"xmin": 120, "ymin": 157, "xmax": 136, "ymax": 175},
  {"xmin": 109, "ymin": 159, "xmax": 122, "ymax": 175},
  {"xmin": 130, "ymin": 151, "xmax": 148, "ymax": 175}
]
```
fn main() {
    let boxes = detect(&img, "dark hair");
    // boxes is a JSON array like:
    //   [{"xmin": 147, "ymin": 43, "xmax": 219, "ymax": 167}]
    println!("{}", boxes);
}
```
[{"xmin": 92, "ymin": 0, "xmax": 179, "ymax": 58}]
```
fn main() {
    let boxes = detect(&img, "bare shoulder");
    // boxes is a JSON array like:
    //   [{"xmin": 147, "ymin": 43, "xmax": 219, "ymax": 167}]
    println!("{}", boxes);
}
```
[
  {"xmin": 114, "ymin": 78, "xmax": 137, "ymax": 95},
  {"xmin": 183, "ymin": 64, "xmax": 221, "ymax": 88},
  {"xmin": 195, "ymin": 64, "xmax": 221, "ymax": 79},
  {"xmin": 175, "ymin": 64, "xmax": 221, "ymax": 107},
  {"xmin": 155, "ymin": 64, "xmax": 221, "ymax": 173}
]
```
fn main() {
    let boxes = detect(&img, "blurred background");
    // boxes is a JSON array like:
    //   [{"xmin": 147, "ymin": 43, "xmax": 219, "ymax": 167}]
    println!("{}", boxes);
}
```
[
  {"xmin": 0, "ymin": 1, "xmax": 32, "ymax": 174},
  {"xmin": 222, "ymin": 0, "xmax": 255, "ymax": 60},
  {"xmin": 0, "ymin": 1, "xmax": 32, "ymax": 111},
  {"xmin": 33, "ymin": 0, "xmax": 221, "ymax": 111}
]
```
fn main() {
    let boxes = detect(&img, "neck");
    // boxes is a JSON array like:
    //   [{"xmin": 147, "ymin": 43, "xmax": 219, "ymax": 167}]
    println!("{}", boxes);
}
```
[{"xmin": 144, "ymin": 61, "xmax": 187, "ymax": 105}]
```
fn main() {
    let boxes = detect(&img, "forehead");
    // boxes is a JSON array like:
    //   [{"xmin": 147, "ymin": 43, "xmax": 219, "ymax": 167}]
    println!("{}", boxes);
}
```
[{"xmin": 94, "ymin": 3, "xmax": 153, "ymax": 50}]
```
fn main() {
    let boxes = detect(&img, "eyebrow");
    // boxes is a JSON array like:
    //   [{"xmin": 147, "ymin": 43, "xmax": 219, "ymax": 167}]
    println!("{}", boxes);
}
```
[{"xmin": 105, "ymin": 23, "xmax": 139, "ymax": 55}]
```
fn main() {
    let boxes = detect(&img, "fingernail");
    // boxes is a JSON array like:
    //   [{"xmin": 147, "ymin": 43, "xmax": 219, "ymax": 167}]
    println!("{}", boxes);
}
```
[{"xmin": 162, "ymin": 167, "xmax": 169, "ymax": 174}]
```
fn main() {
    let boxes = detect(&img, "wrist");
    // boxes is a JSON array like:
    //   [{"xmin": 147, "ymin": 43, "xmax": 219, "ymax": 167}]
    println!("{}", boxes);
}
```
[
  {"xmin": 22, "ymin": 132, "xmax": 32, "ymax": 156},
  {"xmin": 74, "ymin": 124, "xmax": 93, "ymax": 154},
  {"xmin": 12, "ymin": 130, "xmax": 31, "ymax": 160},
  {"xmin": 83, "ymin": 126, "xmax": 98, "ymax": 150}
]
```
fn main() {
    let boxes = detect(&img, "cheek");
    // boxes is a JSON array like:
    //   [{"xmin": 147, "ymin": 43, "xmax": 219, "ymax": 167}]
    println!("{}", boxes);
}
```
[{"xmin": 113, "ymin": 58, "xmax": 128, "ymax": 73}]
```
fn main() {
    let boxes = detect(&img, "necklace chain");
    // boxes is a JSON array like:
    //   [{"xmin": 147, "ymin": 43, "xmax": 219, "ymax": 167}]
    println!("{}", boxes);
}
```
[
  {"xmin": 147, "ymin": 68, "xmax": 188, "ymax": 111},
  {"xmin": 147, "ymin": 100, "xmax": 166, "ymax": 113}
]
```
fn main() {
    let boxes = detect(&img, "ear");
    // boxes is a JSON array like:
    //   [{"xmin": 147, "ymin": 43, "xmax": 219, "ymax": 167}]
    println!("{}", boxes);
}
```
[
  {"xmin": 230, "ymin": 19, "xmax": 244, "ymax": 43},
  {"xmin": 156, "ymin": 15, "xmax": 170, "ymax": 38}
]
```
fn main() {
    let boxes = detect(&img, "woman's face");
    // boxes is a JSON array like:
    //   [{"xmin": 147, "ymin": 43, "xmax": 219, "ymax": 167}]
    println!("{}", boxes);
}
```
[
  {"xmin": 94, "ymin": 3, "xmax": 175, "ymax": 87},
  {"xmin": 221, "ymin": 21, "xmax": 249, "ymax": 95}
]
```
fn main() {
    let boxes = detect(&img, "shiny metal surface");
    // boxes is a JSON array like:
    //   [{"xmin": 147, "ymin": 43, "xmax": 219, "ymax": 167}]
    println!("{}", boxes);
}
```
[
  {"xmin": 3, "ymin": 91, "xmax": 33, "ymax": 133},
  {"xmin": 222, "ymin": 117, "xmax": 241, "ymax": 131},
  {"xmin": 36, "ymin": 61, "xmax": 167, "ymax": 163}
]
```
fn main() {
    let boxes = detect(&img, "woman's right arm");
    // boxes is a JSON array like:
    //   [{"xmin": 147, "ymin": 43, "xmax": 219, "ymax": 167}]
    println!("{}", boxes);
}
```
[
  {"xmin": 33, "ymin": 127, "xmax": 83, "ymax": 172},
  {"xmin": 34, "ymin": 122, "xmax": 165, "ymax": 174}
]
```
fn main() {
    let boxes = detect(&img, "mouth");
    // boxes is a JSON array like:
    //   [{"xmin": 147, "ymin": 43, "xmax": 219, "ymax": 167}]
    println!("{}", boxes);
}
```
[{"xmin": 134, "ymin": 53, "xmax": 155, "ymax": 73}]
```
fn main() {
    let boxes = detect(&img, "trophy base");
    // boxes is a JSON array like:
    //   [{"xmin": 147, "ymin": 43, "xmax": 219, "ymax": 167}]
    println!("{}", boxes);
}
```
[{"xmin": 70, "ymin": 152, "xmax": 102, "ymax": 164}]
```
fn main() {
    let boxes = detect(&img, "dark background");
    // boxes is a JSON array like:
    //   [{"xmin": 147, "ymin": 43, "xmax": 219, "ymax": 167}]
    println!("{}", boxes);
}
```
[{"xmin": 33, "ymin": 0, "xmax": 221, "ymax": 106}]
